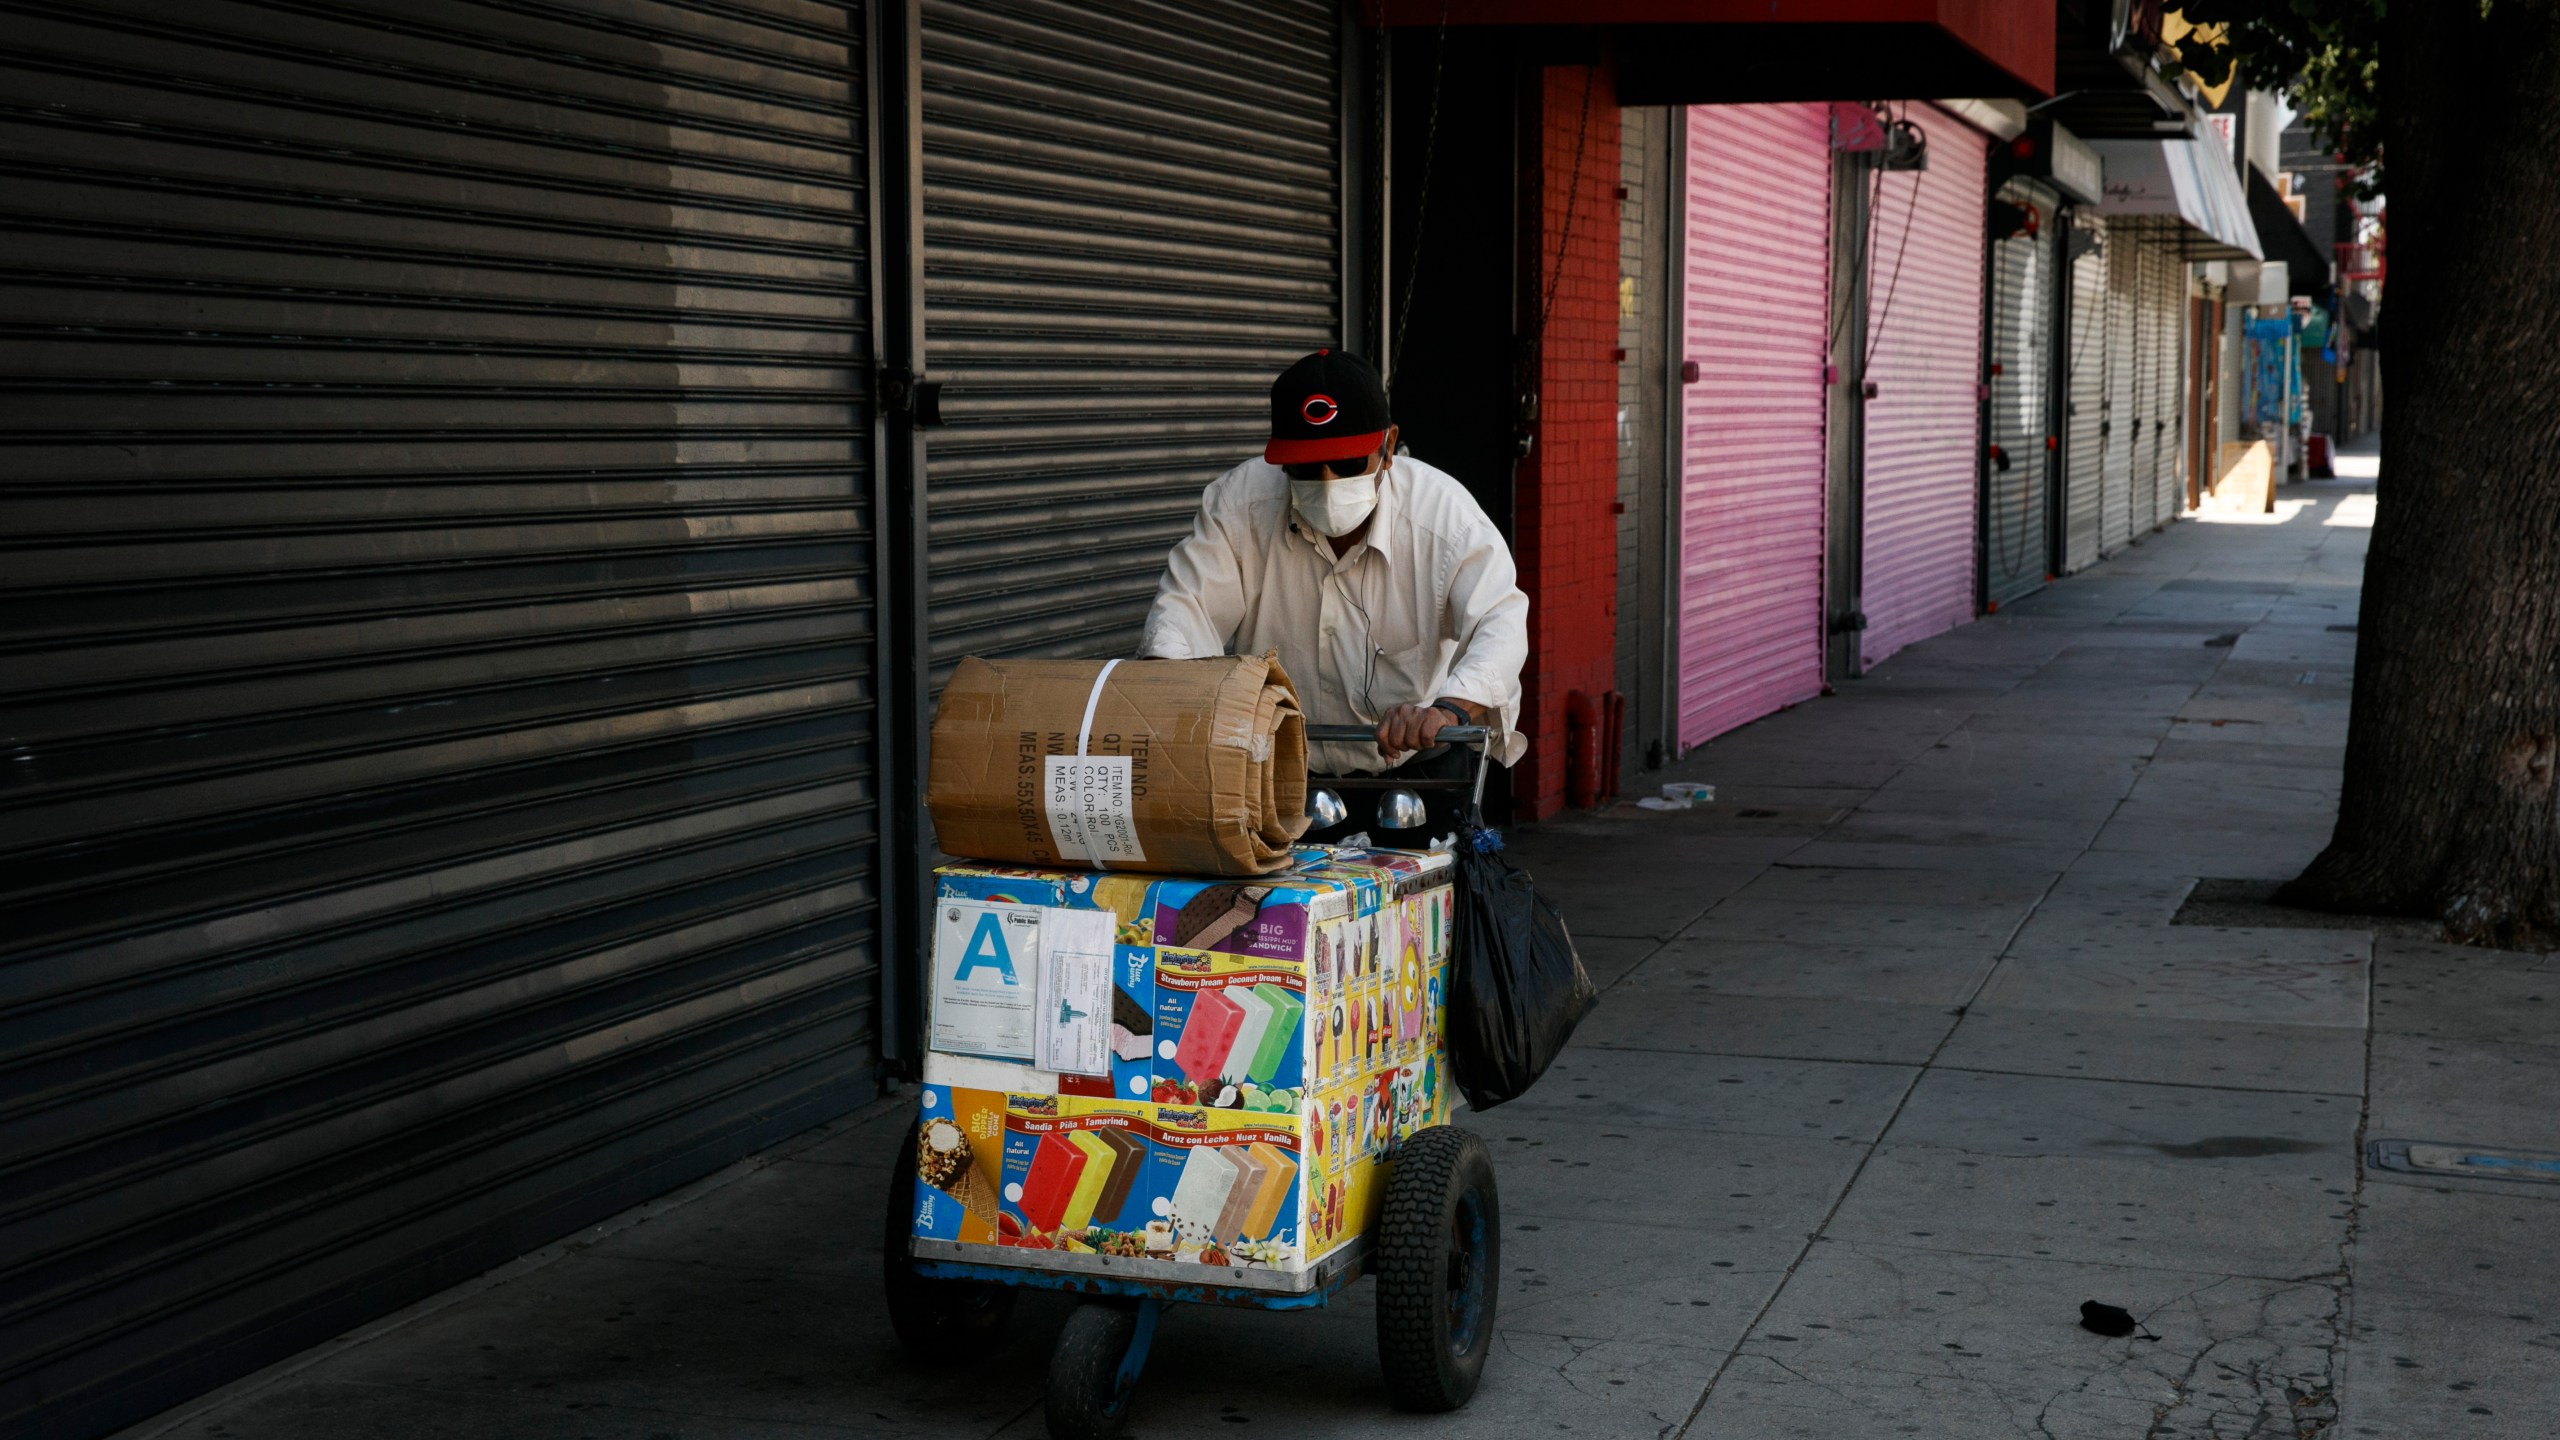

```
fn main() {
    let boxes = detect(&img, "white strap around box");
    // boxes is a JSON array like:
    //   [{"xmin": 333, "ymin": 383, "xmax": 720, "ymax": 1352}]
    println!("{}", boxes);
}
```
[{"xmin": 1044, "ymin": 659, "xmax": 1145, "ymax": 868}]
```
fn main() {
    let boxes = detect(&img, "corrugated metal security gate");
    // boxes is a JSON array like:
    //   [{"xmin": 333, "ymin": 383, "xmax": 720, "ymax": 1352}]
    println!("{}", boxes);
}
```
[
  {"xmin": 918, "ymin": 0, "xmax": 1341, "ymax": 675},
  {"xmin": 1983, "ymin": 178, "xmax": 2056, "ymax": 607},
  {"xmin": 0, "ymin": 6, "xmax": 879, "ymax": 1435},
  {"xmin": 2127, "ymin": 230, "xmax": 2161, "ymax": 535},
  {"xmin": 2147, "ymin": 238, "xmax": 2187, "ymax": 523},
  {"xmin": 2099, "ymin": 227, "xmax": 2140, "ymax": 555},
  {"xmin": 1858, "ymin": 104, "xmax": 1986, "ymax": 669},
  {"xmin": 1676, "ymin": 102, "xmax": 1832, "ymax": 748},
  {"xmin": 2124, "ymin": 227, "xmax": 2175, "ymax": 535},
  {"xmin": 2062, "ymin": 217, "xmax": 2107, "ymax": 573}
]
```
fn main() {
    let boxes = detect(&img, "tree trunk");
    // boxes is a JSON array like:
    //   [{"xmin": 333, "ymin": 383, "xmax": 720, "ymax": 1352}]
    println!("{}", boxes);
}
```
[{"xmin": 2278, "ymin": 1, "xmax": 2560, "ymax": 944}]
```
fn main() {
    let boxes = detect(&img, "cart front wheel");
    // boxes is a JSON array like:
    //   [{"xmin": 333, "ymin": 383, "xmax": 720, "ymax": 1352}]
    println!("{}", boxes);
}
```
[
  {"xmin": 1374, "ymin": 1124, "xmax": 1499, "ymax": 1411},
  {"xmin": 881, "ymin": 1123, "xmax": 1016, "ymax": 1359},
  {"xmin": 1045, "ymin": 1299, "xmax": 1156, "ymax": 1440}
]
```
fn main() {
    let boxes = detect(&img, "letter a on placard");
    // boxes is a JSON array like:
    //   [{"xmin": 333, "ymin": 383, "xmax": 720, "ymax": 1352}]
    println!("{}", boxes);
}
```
[{"xmin": 954, "ymin": 910, "xmax": 1019, "ymax": 985}]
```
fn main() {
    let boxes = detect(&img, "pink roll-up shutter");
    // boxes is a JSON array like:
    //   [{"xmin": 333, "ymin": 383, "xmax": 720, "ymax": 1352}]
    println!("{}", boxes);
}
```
[
  {"xmin": 1858, "ymin": 104, "xmax": 1987, "ymax": 669},
  {"xmin": 1676, "ymin": 103, "xmax": 1832, "ymax": 749}
]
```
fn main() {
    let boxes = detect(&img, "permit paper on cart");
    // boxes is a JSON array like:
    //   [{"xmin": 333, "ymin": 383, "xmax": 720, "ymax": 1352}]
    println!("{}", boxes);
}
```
[
  {"xmin": 1033, "ymin": 906, "xmax": 1115, "ymax": 1077},
  {"xmin": 932, "ymin": 897, "xmax": 1115, "ymax": 1073}
]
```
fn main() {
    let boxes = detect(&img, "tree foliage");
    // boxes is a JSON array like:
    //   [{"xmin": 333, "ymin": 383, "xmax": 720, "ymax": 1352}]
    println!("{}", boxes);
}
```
[{"xmin": 2166, "ymin": 2, "xmax": 2385, "ymax": 174}]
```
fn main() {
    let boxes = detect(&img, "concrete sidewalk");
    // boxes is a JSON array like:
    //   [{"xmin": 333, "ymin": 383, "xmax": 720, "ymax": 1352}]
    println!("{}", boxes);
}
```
[{"xmin": 126, "ymin": 462, "xmax": 2560, "ymax": 1439}]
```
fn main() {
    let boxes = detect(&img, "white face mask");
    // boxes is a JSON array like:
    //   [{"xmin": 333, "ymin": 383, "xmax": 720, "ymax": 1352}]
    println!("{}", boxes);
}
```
[{"xmin": 1289, "ymin": 463, "xmax": 1382, "ymax": 537}]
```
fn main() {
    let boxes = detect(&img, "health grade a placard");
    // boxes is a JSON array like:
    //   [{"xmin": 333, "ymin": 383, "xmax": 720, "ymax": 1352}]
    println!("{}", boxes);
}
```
[{"xmin": 931, "ymin": 901, "xmax": 1040, "ymax": 1061}]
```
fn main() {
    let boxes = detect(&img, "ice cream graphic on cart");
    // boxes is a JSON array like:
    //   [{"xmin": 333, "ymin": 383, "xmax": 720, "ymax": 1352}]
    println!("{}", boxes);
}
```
[{"xmin": 1166, "ymin": 1138, "xmax": 1300, "ymax": 1264}]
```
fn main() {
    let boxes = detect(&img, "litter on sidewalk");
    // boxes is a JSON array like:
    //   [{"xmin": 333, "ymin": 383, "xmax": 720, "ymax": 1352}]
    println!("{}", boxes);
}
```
[{"xmin": 1636, "ymin": 781, "xmax": 1717, "ymax": 810}]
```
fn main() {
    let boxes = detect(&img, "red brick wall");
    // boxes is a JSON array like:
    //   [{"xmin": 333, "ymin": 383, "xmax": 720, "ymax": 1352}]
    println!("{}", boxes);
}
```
[{"xmin": 1512, "ymin": 65, "xmax": 1621, "ymax": 821}]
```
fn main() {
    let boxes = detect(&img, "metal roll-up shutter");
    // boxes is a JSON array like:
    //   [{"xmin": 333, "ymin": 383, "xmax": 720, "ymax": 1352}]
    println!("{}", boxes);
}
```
[
  {"xmin": 2150, "ymin": 239, "xmax": 2187, "ymax": 523},
  {"xmin": 2126, "ymin": 229, "xmax": 2159, "ymax": 536},
  {"xmin": 1983, "ymin": 178, "xmax": 2055, "ymax": 607},
  {"xmin": 1676, "ymin": 102, "xmax": 1831, "ymax": 748},
  {"xmin": 1859, "ymin": 104, "xmax": 1986, "ymax": 668},
  {"xmin": 0, "ymin": 6, "xmax": 877, "ymax": 1435},
  {"xmin": 2062, "ymin": 217, "xmax": 2107, "ymax": 572},
  {"xmin": 919, "ymin": 0, "xmax": 1339, "ymax": 674},
  {"xmin": 2099, "ymin": 226, "xmax": 2140, "ymax": 555}
]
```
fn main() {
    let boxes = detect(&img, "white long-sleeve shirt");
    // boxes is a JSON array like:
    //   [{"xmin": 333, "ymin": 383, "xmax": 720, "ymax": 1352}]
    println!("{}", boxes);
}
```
[{"xmin": 1138, "ymin": 454, "xmax": 1529, "ymax": 776}]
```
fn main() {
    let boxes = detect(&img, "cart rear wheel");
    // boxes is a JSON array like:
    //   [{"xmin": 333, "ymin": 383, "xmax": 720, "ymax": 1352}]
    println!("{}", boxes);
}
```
[
  {"xmin": 881, "ymin": 1123, "xmax": 1015, "ymax": 1359},
  {"xmin": 1045, "ymin": 1300, "xmax": 1151, "ymax": 1440},
  {"xmin": 1374, "ymin": 1124, "xmax": 1498, "ymax": 1411}
]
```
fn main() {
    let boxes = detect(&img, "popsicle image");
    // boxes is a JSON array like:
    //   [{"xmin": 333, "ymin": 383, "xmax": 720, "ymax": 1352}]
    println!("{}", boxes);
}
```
[
  {"xmin": 1245, "ymin": 983, "xmax": 1304, "ymax": 1084},
  {"xmin": 1214, "ymin": 1144, "xmax": 1271, "ymax": 1243},
  {"xmin": 1059, "ymin": 1130, "xmax": 1117, "ymax": 1232},
  {"xmin": 1241, "ymin": 1141, "xmax": 1299, "ymax": 1240},
  {"xmin": 1018, "ymin": 1132, "xmax": 1091, "ymax": 1234},
  {"xmin": 1170, "ymin": 1145, "xmax": 1240, "ymax": 1245},
  {"xmin": 1225, "ymin": 986, "xmax": 1275, "ymax": 1082},
  {"xmin": 1092, "ymin": 1128, "xmax": 1147, "ymax": 1224},
  {"xmin": 1173, "ymin": 988, "xmax": 1246, "ymax": 1084}
]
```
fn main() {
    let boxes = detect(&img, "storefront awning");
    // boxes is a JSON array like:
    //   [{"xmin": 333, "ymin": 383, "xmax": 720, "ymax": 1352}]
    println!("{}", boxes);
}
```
[
  {"xmin": 2246, "ymin": 166, "xmax": 2331, "ymax": 294},
  {"xmin": 1369, "ymin": 2, "xmax": 2053, "ymax": 101},
  {"xmin": 2087, "ymin": 138, "xmax": 2262, "ymax": 260}
]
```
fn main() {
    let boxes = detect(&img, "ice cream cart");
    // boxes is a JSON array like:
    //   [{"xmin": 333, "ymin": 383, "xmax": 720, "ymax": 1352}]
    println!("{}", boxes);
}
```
[{"xmin": 881, "ymin": 726, "xmax": 1499, "ymax": 1440}]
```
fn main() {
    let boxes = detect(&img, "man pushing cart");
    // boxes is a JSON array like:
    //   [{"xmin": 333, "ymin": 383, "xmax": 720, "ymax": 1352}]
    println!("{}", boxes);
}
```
[{"xmin": 880, "ymin": 351, "xmax": 1546, "ymax": 1439}]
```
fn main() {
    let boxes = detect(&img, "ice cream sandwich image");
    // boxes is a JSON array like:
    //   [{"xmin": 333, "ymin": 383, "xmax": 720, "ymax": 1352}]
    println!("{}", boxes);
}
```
[
  {"xmin": 1169, "ymin": 884, "xmax": 1271, "ymax": 950},
  {"xmin": 1173, "ymin": 988, "xmax": 1246, "ymax": 1083},
  {"xmin": 1110, "ymin": 983, "xmax": 1154, "ymax": 1063},
  {"xmin": 1112, "ymin": 983, "xmax": 1151, "ymax": 1037},
  {"xmin": 1169, "ymin": 1145, "xmax": 1240, "ymax": 1247}
]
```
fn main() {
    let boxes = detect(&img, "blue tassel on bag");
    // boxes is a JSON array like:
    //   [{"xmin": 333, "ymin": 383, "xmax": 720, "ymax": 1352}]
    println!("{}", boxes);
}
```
[{"xmin": 1469, "ymin": 828, "xmax": 1504, "ymax": 854}]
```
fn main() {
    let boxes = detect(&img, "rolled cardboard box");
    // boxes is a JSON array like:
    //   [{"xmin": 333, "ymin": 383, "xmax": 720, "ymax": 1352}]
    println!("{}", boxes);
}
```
[{"xmin": 928, "ymin": 653, "xmax": 1310, "ymax": 876}]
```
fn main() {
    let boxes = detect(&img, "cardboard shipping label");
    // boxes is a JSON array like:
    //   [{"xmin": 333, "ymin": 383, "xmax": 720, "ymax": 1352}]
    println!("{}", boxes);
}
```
[{"xmin": 1044, "ymin": 754, "xmax": 1147, "ymax": 867}]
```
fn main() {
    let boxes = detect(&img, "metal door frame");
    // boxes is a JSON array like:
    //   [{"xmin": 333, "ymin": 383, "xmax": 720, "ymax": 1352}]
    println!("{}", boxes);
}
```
[{"xmin": 1824, "ymin": 147, "xmax": 1875, "ymax": 680}]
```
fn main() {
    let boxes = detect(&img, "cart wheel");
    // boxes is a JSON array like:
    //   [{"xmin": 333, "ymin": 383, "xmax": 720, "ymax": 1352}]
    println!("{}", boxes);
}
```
[
  {"xmin": 881, "ymin": 1123, "xmax": 1015, "ymax": 1359},
  {"xmin": 1374, "ymin": 1124, "xmax": 1499, "ymax": 1411},
  {"xmin": 1045, "ymin": 1299, "xmax": 1157, "ymax": 1440}
]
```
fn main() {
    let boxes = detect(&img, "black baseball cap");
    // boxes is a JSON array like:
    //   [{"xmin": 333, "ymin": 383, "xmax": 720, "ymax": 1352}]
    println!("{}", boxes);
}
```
[{"xmin": 1265, "ymin": 348, "xmax": 1390, "ymax": 466}]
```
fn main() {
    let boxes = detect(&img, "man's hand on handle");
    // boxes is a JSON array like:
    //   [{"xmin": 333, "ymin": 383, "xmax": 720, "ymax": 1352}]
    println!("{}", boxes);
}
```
[{"xmin": 1375, "ymin": 698, "xmax": 1482, "ymax": 759}]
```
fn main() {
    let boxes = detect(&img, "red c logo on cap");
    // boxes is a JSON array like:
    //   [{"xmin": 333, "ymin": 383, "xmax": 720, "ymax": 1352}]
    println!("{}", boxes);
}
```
[{"xmin": 1301, "ymin": 394, "xmax": 1340, "ymax": 425}]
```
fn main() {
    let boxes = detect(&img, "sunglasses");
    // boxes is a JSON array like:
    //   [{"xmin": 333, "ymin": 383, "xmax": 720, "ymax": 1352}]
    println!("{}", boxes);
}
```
[{"xmin": 1281, "ymin": 450, "xmax": 1383, "ymax": 483}]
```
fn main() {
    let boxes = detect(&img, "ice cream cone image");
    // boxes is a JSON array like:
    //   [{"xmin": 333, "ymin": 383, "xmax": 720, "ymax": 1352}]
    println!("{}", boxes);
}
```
[
  {"xmin": 918, "ymin": 1117, "xmax": 1000, "ymax": 1229},
  {"xmin": 947, "ymin": 1168, "xmax": 998, "ymax": 1228}
]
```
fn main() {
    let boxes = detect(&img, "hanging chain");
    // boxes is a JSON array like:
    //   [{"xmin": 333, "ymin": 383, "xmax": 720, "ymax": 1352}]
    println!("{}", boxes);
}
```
[
  {"xmin": 1388, "ymin": 0, "xmax": 1451, "ymax": 368},
  {"xmin": 1533, "ymin": 65, "xmax": 1597, "ymax": 352}
]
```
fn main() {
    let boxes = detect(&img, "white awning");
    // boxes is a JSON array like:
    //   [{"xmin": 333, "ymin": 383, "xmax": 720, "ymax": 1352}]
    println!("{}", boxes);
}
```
[{"xmin": 2087, "ymin": 138, "xmax": 2263, "ymax": 260}]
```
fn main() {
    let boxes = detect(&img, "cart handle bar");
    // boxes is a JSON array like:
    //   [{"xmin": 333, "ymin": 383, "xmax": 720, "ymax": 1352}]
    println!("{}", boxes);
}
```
[{"xmin": 1303, "ymin": 722, "xmax": 1490, "ymax": 747}]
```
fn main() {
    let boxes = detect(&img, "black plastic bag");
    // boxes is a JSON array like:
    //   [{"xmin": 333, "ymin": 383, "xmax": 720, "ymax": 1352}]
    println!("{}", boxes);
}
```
[{"xmin": 1446, "ymin": 827, "xmax": 1595, "ymax": 1111}]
